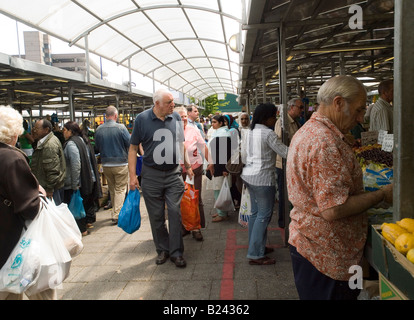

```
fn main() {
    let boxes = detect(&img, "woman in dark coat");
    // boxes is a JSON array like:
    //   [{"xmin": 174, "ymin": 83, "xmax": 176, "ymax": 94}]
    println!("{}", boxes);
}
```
[
  {"xmin": 0, "ymin": 105, "xmax": 55, "ymax": 300},
  {"xmin": 63, "ymin": 121, "xmax": 101, "ymax": 235}
]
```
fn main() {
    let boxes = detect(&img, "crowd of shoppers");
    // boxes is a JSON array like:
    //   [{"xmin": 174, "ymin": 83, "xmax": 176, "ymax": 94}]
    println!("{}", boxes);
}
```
[{"xmin": 1, "ymin": 74, "xmax": 395, "ymax": 300}]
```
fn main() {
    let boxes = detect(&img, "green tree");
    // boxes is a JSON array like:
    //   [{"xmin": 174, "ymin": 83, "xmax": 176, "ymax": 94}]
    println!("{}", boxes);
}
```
[{"xmin": 190, "ymin": 94, "xmax": 220, "ymax": 116}]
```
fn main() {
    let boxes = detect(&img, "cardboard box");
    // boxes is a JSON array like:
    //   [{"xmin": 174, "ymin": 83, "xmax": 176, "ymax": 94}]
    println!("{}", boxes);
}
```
[
  {"xmin": 371, "ymin": 225, "xmax": 414, "ymax": 300},
  {"xmin": 379, "ymin": 273, "xmax": 408, "ymax": 300}
]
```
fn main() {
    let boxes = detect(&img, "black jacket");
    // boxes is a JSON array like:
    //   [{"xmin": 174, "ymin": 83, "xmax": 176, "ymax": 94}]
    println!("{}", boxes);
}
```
[{"xmin": 0, "ymin": 143, "xmax": 40, "ymax": 269}]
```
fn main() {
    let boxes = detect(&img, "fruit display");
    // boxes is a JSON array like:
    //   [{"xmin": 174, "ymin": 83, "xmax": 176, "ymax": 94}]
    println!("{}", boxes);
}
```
[
  {"xmin": 407, "ymin": 249, "xmax": 414, "ymax": 264},
  {"xmin": 354, "ymin": 144, "xmax": 393, "ymax": 168},
  {"xmin": 381, "ymin": 218, "xmax": 414, "ymax": 264}
]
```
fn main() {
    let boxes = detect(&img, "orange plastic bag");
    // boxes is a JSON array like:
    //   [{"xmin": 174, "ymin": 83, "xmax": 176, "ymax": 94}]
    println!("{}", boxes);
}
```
[{"xmin": 180, "ymin": 182, "xmax": 201, "ymax": 231}]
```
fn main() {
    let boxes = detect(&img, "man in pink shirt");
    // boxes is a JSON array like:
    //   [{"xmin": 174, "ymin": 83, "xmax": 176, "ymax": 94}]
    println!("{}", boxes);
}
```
[{"xmin": 286, "ymin": 75, "xmax": 393, "ymax": 300}]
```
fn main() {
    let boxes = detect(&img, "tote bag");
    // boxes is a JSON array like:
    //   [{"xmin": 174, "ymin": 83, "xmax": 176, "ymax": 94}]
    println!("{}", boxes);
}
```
[
  {"xmin": 238, "ymin": 185, "xmax": 251, "ymax": 228},
  {"xmin": 181, "ymin": 182, "xmax": 201, "ymax": 231},
  {"xmin": 214, "ymin": 178, "xmax": 235, "ymax": 212},
  {"xmin": 0, "ymin": 198, "xmax": 72, "ymax": 295},
  {"xmin": 118, "ymin": 189, "xmax": 141, "ymax": 234},
  {"xmin": 68, "ymin": 190, "xmax": 86, "ymax": 220}
]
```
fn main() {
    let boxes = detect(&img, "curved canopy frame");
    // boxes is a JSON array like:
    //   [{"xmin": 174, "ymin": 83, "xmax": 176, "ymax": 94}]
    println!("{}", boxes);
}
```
[{"xmin": 0, "ymin": 0, "xmax": 243, "ymax": 101}]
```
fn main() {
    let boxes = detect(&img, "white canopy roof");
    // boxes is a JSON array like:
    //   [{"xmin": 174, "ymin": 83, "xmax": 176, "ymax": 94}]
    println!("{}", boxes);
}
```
[{"xmin": 0, "ymin": 0, "xmax": 243, "ymax": 101}]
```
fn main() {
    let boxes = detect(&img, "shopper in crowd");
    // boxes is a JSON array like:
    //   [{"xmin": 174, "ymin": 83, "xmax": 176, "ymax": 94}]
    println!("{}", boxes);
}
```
[
  {"xmin": 18, "ymin": 119, "xmax": 34, "ymax": 161},
  {"xmin": 241, "ymin": 103, "xmax": 288, "ymax": 265},
  {"xmin": 175, "ymin": 106, "xmax": 210, "ymax": 241},
  {"xmin": 274, "ymin": 98, "xmax": 302, "ymax": 228},
  {"xmin": 94, "ymin": 106, "xmax": 130, "ymax": 225},
  {"xmin": 0, "ymin": 105, "xmax": 57, "ymax": 300},
  {"xmin": 187, "ymin": 104, "xmax": 205, "ymax": 138},
  {"xmin": 369, "ymin": 79, "xmax": 394, "ymax": 133},
  {"xmin": 208, "ymin": 114, "xmax": 232, "ymax": 222},
  {"xmin": 287, "ymin": 75, "xmax": 393, "ymax": 300},
  {"xmin": 63, "ymin": 121, "xmax": 101, "ymax": 236},
  {"xmin": 31, "ymin": 118, "xmax": 66, "ymax": 205},
  {"xmin": 128, "ymin": 88, "xmax": 193, "ymax": 268},
  {"xmin": 223, "ymin": 114, "xmax": 242, "ymax": 209}
]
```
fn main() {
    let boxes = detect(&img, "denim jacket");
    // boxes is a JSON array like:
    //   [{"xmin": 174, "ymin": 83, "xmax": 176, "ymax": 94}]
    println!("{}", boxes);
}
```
[{"xmin": 95, "ymin": 120, "xmax": 130, "ymax": 165}]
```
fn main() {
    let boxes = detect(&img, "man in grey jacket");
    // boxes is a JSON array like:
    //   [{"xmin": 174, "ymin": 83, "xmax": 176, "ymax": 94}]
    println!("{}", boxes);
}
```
[
  {"xmin": 31, "ymin": 119, "xmax": 66, "ymax": 205},
  {"xmin": 95, "ymin": 106, "xmax": 130, "ymax": 224}
]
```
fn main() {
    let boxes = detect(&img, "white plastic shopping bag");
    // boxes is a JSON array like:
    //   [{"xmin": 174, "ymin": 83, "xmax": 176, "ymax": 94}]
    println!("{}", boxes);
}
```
[
  {"xmin": 43, "ymin": 198, "xmax": 83, "ymax": 258},
  {"xmin": 0, "ymin": 198, "xmax": 73, "ymax": 295},
  {"xmin": 214, "ymin": 178, "xmax": 235, "ymax": 212},
  {"xmin": 238, "ymin": 185, "xmax": 251, "ymax": 228}
]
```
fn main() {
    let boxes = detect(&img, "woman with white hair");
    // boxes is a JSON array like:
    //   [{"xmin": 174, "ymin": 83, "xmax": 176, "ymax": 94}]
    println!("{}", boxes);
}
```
[{"xmin": 0, "ymin": 106, "xmax": 56, "ymax": 300}]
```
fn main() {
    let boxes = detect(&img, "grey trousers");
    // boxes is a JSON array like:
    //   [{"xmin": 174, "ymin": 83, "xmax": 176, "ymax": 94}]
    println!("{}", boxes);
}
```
[{"xmin": 141, "ymin": 164, "xmax": 185, "ymax": 258}]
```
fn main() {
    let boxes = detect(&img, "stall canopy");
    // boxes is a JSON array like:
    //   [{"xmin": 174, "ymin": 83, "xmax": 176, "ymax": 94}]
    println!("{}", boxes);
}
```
[
  {"xmin": 0, "ymin": 0, "xmax": 242, "ymax": 102},
  {"xmin": 240, "ymin": 0, "xmax": 395, "ymax": 104}
]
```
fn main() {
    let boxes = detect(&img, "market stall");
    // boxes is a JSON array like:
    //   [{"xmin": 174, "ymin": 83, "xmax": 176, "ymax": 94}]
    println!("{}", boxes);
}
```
[{"xmin": 361, "ymin": 0, "xmax": 414, "ymax": 300}]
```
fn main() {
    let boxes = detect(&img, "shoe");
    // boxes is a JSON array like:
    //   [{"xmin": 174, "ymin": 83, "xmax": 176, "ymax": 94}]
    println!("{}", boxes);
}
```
[
  {"xmin": 104, "ymin": 201, "xmax": 112, "ymax": 210},
  {"xmin": 249, "ymin": 256, "xmax": 276, "ymax": 265},
  {"xmin": 156, "ymin": 251, "xmax": 170, "ymax": 265},
  {"xmin": 170, "ymin": 256, "xmax": 187, "ymax": 268},
  {"xmin": 111, "ymin": 218, "xmax": 118, "ymax": 225},
  {"xmin": 182, "ymin": 229, "xmax": 191, "ymax": 237},
  {"xmin": 82, "ymin": 230, "xmax": 90, "ymax": 237},
  {"xmin": 212, "ymin": 213, "xmax": 218, "ymax": 218},
  {"xmin": 212, "ymin": 216, "xmax": 227, "ymax": 222},
  {"xmin": 265, "ymin": 247, "xmax": 274, "ymax": 254},
  {"xmin": 192, "ymin": 230, "xmax": 203, "ymax": 241},
  {"xmin": 86, "ymin": 223, "xmax": 94, "ymax": 229}
]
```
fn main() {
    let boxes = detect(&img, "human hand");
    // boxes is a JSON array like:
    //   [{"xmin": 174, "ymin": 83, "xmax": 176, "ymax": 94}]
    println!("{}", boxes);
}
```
[
  {"xmin": 38, "ymin": 185, "xmax": 46, "ymax": 197},
  {"xmin": 382, "ymin": 183, "xmax": 393, "ymax": 204},
  {"xmin": 187, "ymin": 167, "xmax": 194, "ymax": 180},
  {"xmin": 129, "ymin": 175, "xmax": 140, "ymax": 191}
]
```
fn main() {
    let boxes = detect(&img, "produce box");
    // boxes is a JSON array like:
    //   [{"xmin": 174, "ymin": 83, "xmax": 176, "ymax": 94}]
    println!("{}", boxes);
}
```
[
  {"xmin": 379, "ymin": 273, "xmax": 408, "ymax": 300},
  {"xmin": 371, "ymin": 225, "xmax": 414, "ymax": 300}
]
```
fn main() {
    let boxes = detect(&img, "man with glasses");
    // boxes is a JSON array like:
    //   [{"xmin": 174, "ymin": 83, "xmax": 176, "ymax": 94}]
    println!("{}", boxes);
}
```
[{"xmin": 274, "ymin": 98, "xmax": 302, "ymax": 228}]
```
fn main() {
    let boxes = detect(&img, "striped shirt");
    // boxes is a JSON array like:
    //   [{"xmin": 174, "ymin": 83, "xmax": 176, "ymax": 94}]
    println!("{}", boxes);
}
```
[
  {"xmin": 369, "ymin": 97, "xmax": 393, "ymax": 133},
  {"xmin": 241, "ymin": 124, "xmax": 288, "ymax": 186}
]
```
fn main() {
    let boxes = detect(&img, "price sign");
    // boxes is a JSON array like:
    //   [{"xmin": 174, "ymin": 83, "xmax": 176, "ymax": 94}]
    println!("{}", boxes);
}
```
[
  {"xmin": 377, "ymin": 130, "xmax": 388, "ymax": 145},
  {"xmin": 381, "ymin": 134, "xmax": 394, "ymax": 152},
  {"xmin": 361, "ymin": 131, "xmax": 378, "ymax": 146}
]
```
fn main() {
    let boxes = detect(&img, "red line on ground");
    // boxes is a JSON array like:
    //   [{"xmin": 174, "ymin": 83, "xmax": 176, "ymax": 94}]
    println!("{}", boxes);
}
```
[{"xmin": 219, "ymin": 227, "xmax": 284, "ymax": 300}]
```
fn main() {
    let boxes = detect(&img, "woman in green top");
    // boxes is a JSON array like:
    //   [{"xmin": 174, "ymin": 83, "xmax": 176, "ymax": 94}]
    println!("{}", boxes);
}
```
[{"xmin": 19, "ymin": 120, "xmax": 34, "ymax": 160}]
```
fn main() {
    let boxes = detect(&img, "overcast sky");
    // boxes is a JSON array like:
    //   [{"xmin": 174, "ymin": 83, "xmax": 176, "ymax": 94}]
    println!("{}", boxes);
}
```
[{"xmin": 0, "ymin": 14, "xmax": 155, "ymax": 92}]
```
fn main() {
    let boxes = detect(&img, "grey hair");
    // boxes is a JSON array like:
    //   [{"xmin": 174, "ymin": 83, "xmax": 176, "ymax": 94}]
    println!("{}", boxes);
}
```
[
  {"xmin": 105, "ymin": 105, "xmax": 118, "ymax": 117},
  {"xmin": 0, "ymin": 105, "xmax": 24, "ymax": 144},
  {"xmin": 317, "ymin": 75, "xmax": 366, "ymax": 105},
  {"xmin": 153, "ymin": 88, "xmax": 172, "ymax": 104},
  {"xmin": 287, "ymin": 98, "xmax": 301, "ymax": 110},
  {"xmin": 173, "ymin": 106, "xmax": 187, "ymax": 115}
]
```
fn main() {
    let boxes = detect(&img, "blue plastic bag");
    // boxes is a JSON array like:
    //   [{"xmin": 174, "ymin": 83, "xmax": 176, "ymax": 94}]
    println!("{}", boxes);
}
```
[
  {"xmin": 118, "ymin": 189, "xmax": 141, "ymax": 234},
  {"xmin": 68, "ymin": 190, "xmax": 86, "ymax": 220},
  {"xmin": 136, "ymin": 156, "xmax": 143, "ymax": 176}
]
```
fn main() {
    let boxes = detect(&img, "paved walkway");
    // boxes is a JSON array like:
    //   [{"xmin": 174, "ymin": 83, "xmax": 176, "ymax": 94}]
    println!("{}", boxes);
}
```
[{"xmin": 57, "ymin": 177, "xmax": 299, "ymax": 300}]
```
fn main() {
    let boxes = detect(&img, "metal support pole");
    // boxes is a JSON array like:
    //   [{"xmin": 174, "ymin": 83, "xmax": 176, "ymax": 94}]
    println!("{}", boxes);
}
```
[
  {"xmin": 262, "ymin": 65, "xmax": 266, "ymax": 102},
  {"xmin": 84, "ymin": 35, "xmax": 91, "ymax": 83},
  {"xmin": 128, "ymin": 58, "xmax": 132, "ymax": 93},
  {"xmin": 394, "ymin": 0, "xmax": 414, "ymax": 219},
  {"xmin": 278, "ymin": 24, "xmax": 290, "ymax": 246},
  {"xmin": 68, "ymin": 87, "xmax": 75, "ymax": 121}
]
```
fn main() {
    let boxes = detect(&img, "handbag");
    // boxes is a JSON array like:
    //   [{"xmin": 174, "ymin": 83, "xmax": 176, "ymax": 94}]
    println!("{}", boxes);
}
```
[
  {"xmin": 0, "ymin": 197, "xmax": 72, "ymax": 295},
  {"xmin": 238, "ymin": 184, "xmax": 251, "ymax": 228},
  {"xmin": 118, "ymin": 189, "xmax": 141, "ymax": 234},
  {"xmin": 68, "ymin": 189, "xmax": 86, "ymax": 220},
  {"xmin": 225, "ymin": 151, "xmax": 244, "ymax": 174},
  {"xmin": 214, "ymin": 178, "xmax": 235, "ymax": 212},
  {"xmin": 180, "ymin": 182, "xmax": 201, "ymax": 231}
]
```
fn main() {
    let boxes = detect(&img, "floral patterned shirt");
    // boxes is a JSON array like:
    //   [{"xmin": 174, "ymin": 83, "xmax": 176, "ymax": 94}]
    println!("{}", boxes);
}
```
[{"xmin": 286, "ymin": 112, "xmax": 366, "ymax": 281}]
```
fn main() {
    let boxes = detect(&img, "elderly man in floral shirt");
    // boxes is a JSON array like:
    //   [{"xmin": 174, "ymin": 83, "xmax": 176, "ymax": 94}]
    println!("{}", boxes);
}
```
[{"xmin": 286, "ymin": 75, "xmax": 393, "ymax": 300}]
